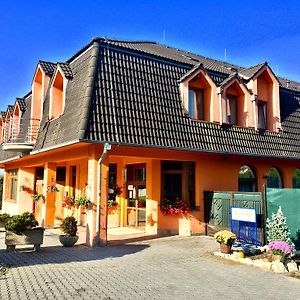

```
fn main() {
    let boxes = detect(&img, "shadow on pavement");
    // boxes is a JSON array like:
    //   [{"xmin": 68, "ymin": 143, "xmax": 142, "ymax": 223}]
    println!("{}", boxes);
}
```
[{"xmin": 0, "ymin": 243, "xmax": 150, "ymax": 268}]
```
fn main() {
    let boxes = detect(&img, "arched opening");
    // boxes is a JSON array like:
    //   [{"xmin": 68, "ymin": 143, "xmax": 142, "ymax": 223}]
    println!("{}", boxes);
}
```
[
  {"xmin": 267, "ymin": 167, "xmax": 283, "ymax": 188},
  {"xmin": 292, "ymin": 169, "xmax": 300, "ymax": 189},
  {"xmin": 238, "ymin": 165, "xmax": 257, "ymax": 192},
  {"xmin": 50, "ymin": 70, "xmax": 64, "ymax": 119}
]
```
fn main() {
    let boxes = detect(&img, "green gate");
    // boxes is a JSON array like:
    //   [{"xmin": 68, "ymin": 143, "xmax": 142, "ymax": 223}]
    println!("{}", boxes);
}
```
[{"xmin": 204, "ymin": 191, "xmax": 265, "ymax": 243}]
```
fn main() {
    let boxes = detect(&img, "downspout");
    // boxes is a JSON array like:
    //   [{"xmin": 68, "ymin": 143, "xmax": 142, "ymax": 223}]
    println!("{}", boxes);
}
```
[{"xmin": 96, "ymin": 142, "xmax": 111, "ymax": 247}]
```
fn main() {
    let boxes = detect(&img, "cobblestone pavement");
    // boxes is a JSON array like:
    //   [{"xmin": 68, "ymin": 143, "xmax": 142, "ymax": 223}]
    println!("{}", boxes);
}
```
[{"xmin": 0, "ymin": 232, "xmax": 300, "ymax": 300}]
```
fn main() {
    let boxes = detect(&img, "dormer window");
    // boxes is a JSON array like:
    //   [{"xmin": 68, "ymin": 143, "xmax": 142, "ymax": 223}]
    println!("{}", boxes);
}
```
[
  {"xmin": 180, "ymin": 64, "xmax": 217, "ymax": 123},
  {"xmin": 257, "ymin": 101, "xmax": 267, "ymax": 129},
  {"xmin": 13, "ymin": 104, "xmax": 21, "ymax": 138},
  {"xmin": 49, "ymin": 64, "xmax": 72, "ymax": 120},
  {"xmin": 227, "ymin": 95, "xmax": 238, "ymax": 125},
  {"xmin": 188, "ymin": 88, "xmax": 204, "ymax": 120}
]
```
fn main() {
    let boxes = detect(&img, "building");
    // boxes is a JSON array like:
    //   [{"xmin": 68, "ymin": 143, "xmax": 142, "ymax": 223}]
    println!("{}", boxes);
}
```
[{"xmin": 1, "ymin": 38, "xmax": 300, "ymax": 246}]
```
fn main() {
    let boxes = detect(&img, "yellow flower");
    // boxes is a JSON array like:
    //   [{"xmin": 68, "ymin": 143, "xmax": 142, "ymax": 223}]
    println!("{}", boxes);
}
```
[{"xmin": 214, "ymin": 230, "xmax": 236, "ymax": 245}]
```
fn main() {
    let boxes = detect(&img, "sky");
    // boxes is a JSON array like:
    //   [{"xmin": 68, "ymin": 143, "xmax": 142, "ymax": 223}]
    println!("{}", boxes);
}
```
[{"xmin": 0, "ymin": 0, "xmax": 300, "ymax": 111}]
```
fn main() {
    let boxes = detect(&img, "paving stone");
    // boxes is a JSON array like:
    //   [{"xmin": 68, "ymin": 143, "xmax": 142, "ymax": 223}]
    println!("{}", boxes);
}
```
[{"xmin": 0, "ymin": 232, "xmax": 300, "ymax": 299}]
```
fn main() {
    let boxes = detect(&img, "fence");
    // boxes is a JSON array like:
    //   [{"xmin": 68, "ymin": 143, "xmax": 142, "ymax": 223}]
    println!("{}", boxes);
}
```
[
  {"xmin": 204, "ymin": 191, "xmax": 266, "ymax": 244},
  {"xmin": 266, "ymin": 188, "xmax": 300, "ymax": 246}
]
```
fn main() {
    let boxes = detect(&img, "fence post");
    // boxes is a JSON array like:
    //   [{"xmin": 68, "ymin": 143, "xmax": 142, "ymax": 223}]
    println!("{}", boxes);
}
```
[{"xmin": 262, "ymin": 185, "xmax": 268, "ymax": 245}]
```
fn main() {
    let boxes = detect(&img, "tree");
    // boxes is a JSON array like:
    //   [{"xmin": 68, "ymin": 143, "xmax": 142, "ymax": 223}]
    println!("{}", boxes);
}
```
[{"xmin": 266, "ymin": 206, "xmax": 294, "ymax": 246}]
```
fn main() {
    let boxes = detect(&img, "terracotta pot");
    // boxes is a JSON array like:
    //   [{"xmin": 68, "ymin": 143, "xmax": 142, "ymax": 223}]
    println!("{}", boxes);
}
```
[{"xmin": 220, "ymin": 243, "xmax": 232, "ymax": 254}]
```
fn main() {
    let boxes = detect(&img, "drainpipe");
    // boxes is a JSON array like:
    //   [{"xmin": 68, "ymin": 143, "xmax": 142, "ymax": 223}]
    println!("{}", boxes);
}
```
[{"xmin": 96, "ymin": 142, "xmax": 111, "ymax": 247}]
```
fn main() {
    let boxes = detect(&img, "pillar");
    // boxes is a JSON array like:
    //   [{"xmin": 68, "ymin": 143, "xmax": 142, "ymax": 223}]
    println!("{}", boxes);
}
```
[{"xmin": 42, "ymin": 162, "xmax": 56, "ymax": 228}]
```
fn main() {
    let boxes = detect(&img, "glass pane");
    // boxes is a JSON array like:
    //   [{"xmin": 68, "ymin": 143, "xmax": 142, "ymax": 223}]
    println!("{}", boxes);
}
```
[
  {"xmin": 188, "ymin": 89, "xmax": 195, "ymax": 118},
  {"xmin": 196, "ymin": 90, "xmax": 204, "ymax": 120},
  {"xmin": 138, "ymin": 185, "xmax": 146, "ymax": 208},
  {"xmin": 292, "ymin": 169, "xmax": 300, "ymax": 189},
  {"xmin": 163, "ymin": 173, "xmax": 182, "ymax": 201},
  {"xmin": 267, "ymin": 167, "xmax": 282, "ymax": 188},
  {"xmin": 229, "ymin": 96, "xmax": 237, "ymax": 125},
  {"xmin": 258, "ymin": 103, "xmax": 266, "ymax": 129}
]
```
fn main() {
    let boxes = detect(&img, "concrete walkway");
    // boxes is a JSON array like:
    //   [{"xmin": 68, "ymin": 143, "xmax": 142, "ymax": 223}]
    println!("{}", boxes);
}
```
[{"xmin": 0, "ymin": 231, "xmax": 300, "ymax": 299}]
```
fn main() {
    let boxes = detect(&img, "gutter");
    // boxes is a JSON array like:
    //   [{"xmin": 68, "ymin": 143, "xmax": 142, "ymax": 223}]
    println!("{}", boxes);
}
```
[{"xmin": 96, "ymin": 142, "xmax": 111, "ymax": 247}]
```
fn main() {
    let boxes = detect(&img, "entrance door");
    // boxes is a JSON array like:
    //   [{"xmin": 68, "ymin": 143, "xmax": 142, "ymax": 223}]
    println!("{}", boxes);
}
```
[{"xmin": 126, "ymin": 164, "xmax": 146, "ymax": 229}]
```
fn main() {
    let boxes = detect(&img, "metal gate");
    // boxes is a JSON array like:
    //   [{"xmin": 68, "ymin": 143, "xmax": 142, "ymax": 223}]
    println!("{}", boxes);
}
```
[{"xmin": 204, "ymin": 191, "xmax": 266, "ymax": 244}]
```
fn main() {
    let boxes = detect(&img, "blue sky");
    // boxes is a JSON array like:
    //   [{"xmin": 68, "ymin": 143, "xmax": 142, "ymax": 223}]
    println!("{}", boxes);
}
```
[{"xmin": 0, "ymin": 0, "xmax": 300, "ymax": 111}]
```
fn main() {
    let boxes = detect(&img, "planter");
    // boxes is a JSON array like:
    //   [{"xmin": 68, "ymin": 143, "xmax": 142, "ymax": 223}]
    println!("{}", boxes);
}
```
[
  {"xmin": 220, "ymin": 243, "xmax": 232, "ymax": 254},
  {"xmin": 59, "ymin": 235, "xmax": 79, "ymax": 247},
  {"xmin": 108, "ymin": 213, "xmax": 120, "ymax": 228},
  {"xmin": 5, "ymin": 227, "xmax": 45, "ymax": 251}
]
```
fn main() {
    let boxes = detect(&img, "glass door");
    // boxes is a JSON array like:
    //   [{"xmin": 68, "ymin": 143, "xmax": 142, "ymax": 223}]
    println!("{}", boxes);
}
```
[{"xmin": 126, "ymin": 164, "xmax": 146, "ymax": 229}]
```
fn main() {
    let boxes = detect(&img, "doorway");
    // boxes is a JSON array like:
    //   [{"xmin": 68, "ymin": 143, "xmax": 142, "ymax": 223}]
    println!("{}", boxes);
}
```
[{"xmin": 126, "ymin": 163, "xmax": 146, "ymax": 229}]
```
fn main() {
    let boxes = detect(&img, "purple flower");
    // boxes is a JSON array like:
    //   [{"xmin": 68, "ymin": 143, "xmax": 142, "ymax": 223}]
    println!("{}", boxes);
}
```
[{"xmin": 269, "ymin": 240, "xmax": 293, "ymax": 255}]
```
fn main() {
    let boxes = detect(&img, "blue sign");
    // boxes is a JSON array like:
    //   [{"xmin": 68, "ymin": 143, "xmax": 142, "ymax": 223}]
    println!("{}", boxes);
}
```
[{"xmin": 230, "ymin": 207, "xmax": 259, "ymax": 246}]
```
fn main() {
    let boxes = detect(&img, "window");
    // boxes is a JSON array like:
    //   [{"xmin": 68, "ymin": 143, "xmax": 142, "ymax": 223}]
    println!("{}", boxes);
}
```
[
  {"xmin": 161, "ymin": 161, "xmax": 195, "ymax": 209},
  {"xmin": 7, "ymin": 169, "xmax": 18, "ymax": 201},
  {"xmin": 50, "ymin": 70, "xmax": 65, "ymax": 119},
  {"xmin": 257, "ymin": 102, "xmax": 267, "ymax": 129},
  {"xmin": 292, "ymin": 169, "xmax": 300, "ymax": 189},
  {"xmin": 238, "ymin": 165, "xmax": 257, "ymax": 192},
  {"xmin": 227, "ymin": 96, "xmax": 238, "ymax": 125},
  {"xmin": 109, "ymin": 164, "xmax": 117, "ymax": 187},
  {"xmin": 267, "ymin": 167, "xmax": 283, "ymax": 188},
  {"xmin": 188, "ymin": 89, "xmax": 204, "ymax": 120}
]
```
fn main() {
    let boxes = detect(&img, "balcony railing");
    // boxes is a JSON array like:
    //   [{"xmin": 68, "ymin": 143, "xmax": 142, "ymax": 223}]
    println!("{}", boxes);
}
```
[{"xmin": 2, "ymin": 118, "xmax": 40, "ymax": 152}]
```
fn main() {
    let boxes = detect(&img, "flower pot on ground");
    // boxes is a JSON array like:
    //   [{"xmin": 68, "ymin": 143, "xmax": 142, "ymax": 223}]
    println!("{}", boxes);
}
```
[
  {"xmin": 268, "ymin": 240, "xmax": 293, "ymax": 262},
  {"xmin": 4, "ymin": 212, "xmax": 44, "ymax": 251},
  {"xmin": 59, "ymin": 216, "xmax": 79, "ymax": 247},
  {"xmin": 214, "ymin": 230, "xmax": 236, "ymax": 254}
]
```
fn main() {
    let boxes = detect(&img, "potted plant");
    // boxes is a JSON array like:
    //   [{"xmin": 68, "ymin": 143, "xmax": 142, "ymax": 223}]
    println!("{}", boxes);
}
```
[
  {"xmin": 32, "ymin": 193, "xmax": 45, "ymax": 202},
  {"xmin": 160, "ymin": 198, "xmax": 190, "ymax": 217},
  {"xmin": 0, "ymin": 213, "xmax": 12, "ymax": 228},
  {"xmin": 59, "ymin": 216, "xmax": 79, "ymax": 247},
  {"xmin": 214, "ymin": 230, "xmax": 236, "ymax": 254},
  {"xmin": 269, "ymin": 240, "xmax": 294, "ymax": 262},
  {"xmin": 5, "ymin": 212, "xmax": 44, "ymax": 251},
  {"xmin": 75, "ymin": 195, "xmax": 92, "ymax": 209}
]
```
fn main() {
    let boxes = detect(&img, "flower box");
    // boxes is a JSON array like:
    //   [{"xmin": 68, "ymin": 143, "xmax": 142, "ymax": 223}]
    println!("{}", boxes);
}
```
[
  {"xmin": 5, "ymin": 227, "xmax": 45, "ymax": 251},
  {"xmin": 108, "ymin": 213, "xmax": 120, "ymax": 228}
]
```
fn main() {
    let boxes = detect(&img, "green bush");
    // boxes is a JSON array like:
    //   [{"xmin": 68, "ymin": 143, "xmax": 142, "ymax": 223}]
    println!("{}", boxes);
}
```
[
  {"xmin": 5, "ymin": 212, "xmax": 38, "ymax": 233},
  {"xmin": 60, "ymin": 216, "xmax": 77, "ymax": 236},
  {"xmin": 0, "ymin": 213, "xmax": 12, "ymax": 224}
]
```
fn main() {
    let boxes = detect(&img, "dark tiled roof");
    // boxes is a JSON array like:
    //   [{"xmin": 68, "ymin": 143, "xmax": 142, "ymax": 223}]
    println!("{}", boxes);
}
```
[
  {"xmin": 279, "ymin": 77, "xmax": 300, "ymax": 92},
  {"xmin": 16, "ymin": 98, "xmax": 26, "ymax": 111},
  {"xmin": 7, "ymin": 105, "xmax": 14, "ymax": 115},
  {"xmin": 39, "ymin": 61, "xmax": 56, "ymax": 76},
  {"xmin": 0, "ymin": 111, "xmax": 5, "ymax": 119},
  {"xmin": 2, "ymin": 37, "xmax": 300, "ymax": 164},
  {"xmin": 85, "ymin": 43, "xmax": 300, "ymax": 159},
  {"xmin": 239, "ymin": 62, "xmax": 267, "ymax": 78},
  {"xmin": 34, "ymin": 44, "xmax": 98, "ymax": 150},
  {"xmin": 57, "ymin": 63, "xmax": 73, "ymax": 79}
]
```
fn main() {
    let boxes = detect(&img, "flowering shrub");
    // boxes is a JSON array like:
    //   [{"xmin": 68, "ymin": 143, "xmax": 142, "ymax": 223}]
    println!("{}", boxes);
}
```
[
  {"xmin": 75, "ymin": 195, "xmax": 91, "ymax": 208},
  {"xmin": 108, "ymin": 200, "xmax": 120, "ymax": 214},
  {"xmin": 269, "ymin": 240, "xmax": 294, "ymax": 256},
  {"xmin": 108, "ymin": 184, "xmax": 123, "ymax": 200},
  {"xmin": 160, "ymin": 199, "xmax": 190, "ymax": 216},
  {"xmin": 62, "ymin": 195, "xmax": 75, "ymax": 210},
  {"xmin": 214, "ymin": 230, "xmax": 236, "ymax": 245}
]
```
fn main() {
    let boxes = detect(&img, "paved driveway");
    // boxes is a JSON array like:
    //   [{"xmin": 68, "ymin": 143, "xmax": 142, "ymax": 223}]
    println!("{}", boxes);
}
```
[{"xmin": 0, "ymin": 232, "xmax": 299, "ymax": 299}]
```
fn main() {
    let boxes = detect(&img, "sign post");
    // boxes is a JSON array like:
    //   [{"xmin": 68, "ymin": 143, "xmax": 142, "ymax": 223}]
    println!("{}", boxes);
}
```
[{"xmin": 230, "ymin": 207, "xmax": 259, "ymax": 246}]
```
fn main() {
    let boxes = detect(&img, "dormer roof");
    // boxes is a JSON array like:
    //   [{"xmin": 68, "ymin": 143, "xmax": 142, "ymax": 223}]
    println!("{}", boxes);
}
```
[
  {"xmin": 0, "ymin": 111, "xmax": 5, "ymax": 120},
  {"xmin": 38, "ymin": 60, "xmax": 56, "ymax": 76},
  {"xmin": 179, "ymin": 63, "xmax": 206, "ymax": 83},
  {"xmin": 219, "ymin": 73, "xmax": 252, "ymax": 94},
  {"xmin": 15, "ymin": 98, "xmax": 27, "ymax": 112},
  {"xmin": 7, "ymin": 105, "xmax": 14, "ymax": 116},
  {"xmin": 57, "ymin": 63, "xmax": 73, "ymax": 79}
]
